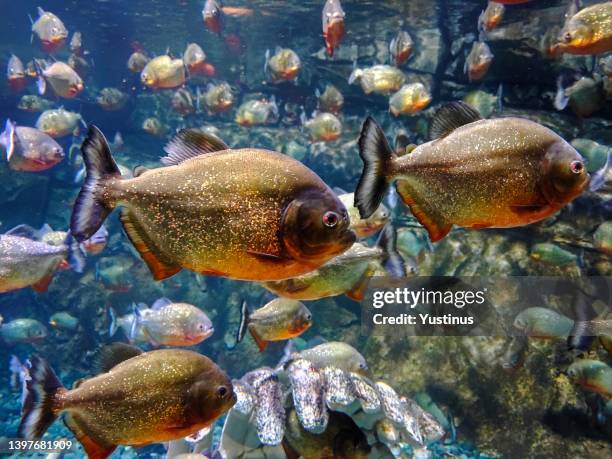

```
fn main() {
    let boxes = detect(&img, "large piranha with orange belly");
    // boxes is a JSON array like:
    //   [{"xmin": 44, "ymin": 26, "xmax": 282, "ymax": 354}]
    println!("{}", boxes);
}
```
[
  {"xmin": 355, "ymin": 102, "xmax": 590, "ymax": 242},
  {"xmin": 70, "ymin": 127, "xmax": 355, "ymax": 282}
]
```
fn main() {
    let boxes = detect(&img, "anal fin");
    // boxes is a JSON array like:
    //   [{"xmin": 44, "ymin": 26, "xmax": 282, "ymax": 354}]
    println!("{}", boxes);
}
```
[
  {"xmin": 395, "ymin": 181, "xmax": 451, "ymax": 243},
  {"xmin": 249, "ymin": 328, "xmax": 269, "ymax": 352},
  {"xmin": 120, "ymin": 209, "xmax": 181, "ymax": 281},
  {"xmin": 64, "ymin": 413, "xmax": 116, "ymax": 459},
  {"xmin": 346, "ymin": 274, "xmax": 370, "ymax": 301}
]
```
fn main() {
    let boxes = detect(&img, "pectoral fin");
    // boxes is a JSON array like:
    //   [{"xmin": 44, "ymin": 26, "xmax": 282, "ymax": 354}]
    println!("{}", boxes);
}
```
[
  {"xmin": 120, "ymin": 209, "xmax": 181, "ymax": 281},
  {"xmin": 247, "ymin": 250, "xmax": 291, "ymax": 264},
  {"xmin": 32, "ymin": 273, "xmax": 54, "ymax": 293},
  {"xmin": 395, "ymin": 181, "xmax": 451, "ymax": 242},
  {"xmin": 249, "ymin": 328, "xmax": 269, "ymax": 352},
  {"xmin": 346, "ymin": 274, "xmax": 370, "ymax": 301},
  {"xmin": 64, "ymin": 413, "xmax": 116, "ymax": 459}
]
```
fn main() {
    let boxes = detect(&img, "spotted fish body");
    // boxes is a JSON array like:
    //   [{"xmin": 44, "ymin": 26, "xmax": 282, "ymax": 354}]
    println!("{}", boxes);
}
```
[{"xmin": 70, "ymin": 127, "xmax": 354, "ymax": 282}]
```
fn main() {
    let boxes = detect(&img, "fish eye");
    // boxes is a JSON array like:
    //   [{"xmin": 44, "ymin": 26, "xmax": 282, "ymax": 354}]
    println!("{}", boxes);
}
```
[
  {"xmin": 570, "ymin": 160, "xmax": 584, "ymax": 174},
  {"xmin": 564, "ymin": 32, "xmax": 572, "ymax": 43},
  {"xmin": 359, "ymin": 362, "xmax": 367, "ymax": 370},
  {"xmin": 216, "ymin": 385, "xmax": 228, "ymax": 398},
  {"xmin": 322, "ymin": 211, "xmax": 340, "ymax": 228},
  {"xmin": 305, "ymin": 313, "xmax": 312, "ymax": 321}
]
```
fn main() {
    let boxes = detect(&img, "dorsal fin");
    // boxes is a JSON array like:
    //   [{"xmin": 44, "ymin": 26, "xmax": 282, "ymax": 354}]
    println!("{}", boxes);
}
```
[
  {"xmin": 151, "ymin": 297, "xmax": 172, "ymax": 310},
  {"xmin": 94, "ymin": 342, "xmax": 142, "ymax": 374},
  {"xmin": 133, "ymin": 166, "xmax": 150, "ymax": 177},
  {"xmin": 429, "ymin": 102, "xmax": 482, "ymax": 140},
  {"xmin": 161, "ymin": 129, "xmax": 230, "ymax": 166}
]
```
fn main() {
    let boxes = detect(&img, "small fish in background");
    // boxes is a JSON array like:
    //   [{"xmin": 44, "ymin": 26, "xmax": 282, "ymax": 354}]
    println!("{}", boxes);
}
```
[
  {"xmin": 349, "ymin": 64, "xmax": 406, "ymax": 95},
  {"xmin": 0, "ymin": 228, "xmax": 84, "ymax": 293},
  {"xmin": 1, "ymin": 318, "xmax": 48, "ymax": 344},
  {"xmin": 6, "ymin": 55, "xmax": 27, "ymax": 92},
  {"xmin": 203, "ymin": 0, "xmax": 224, "ymax": 34},
  {"xmin": 69, "ymin": 31, "xmax": 83, "ymax": 55},
  {"xmin": 95, "ymin": 255, "xmax": 136, "ymax": 292},
  {"xmin": 530, "ymin": 242, "xmax": 579, "ymax": 267},
  {"xmin": 337, "ymin": 191, "xmax": 389, "ymax": 239},
  {"xmin": 141, "ymin": 54, "xmax": 186, "ymax": 89},
  {"xmin": 201, "ymin": 82, "xmax": 234, "ymax": 114},
  {"xmin": 478, "ymin": 2, "xmax": 505, "ymax": 32},
  {"xmin": 35, "ymin": 108, "xmax": 85, "ymax": 138},
  {"xmin": 17, "ymin": 95, "xmax": 54, "ymax": 113},
  {"xmin": 17, "ymin": 348, "xmax": 236, "ymax": 457},
  {"xmin": 235, "ymin": 97, "xmax": 279, "ymax": 126},
  {"xmin": 355, "ymin": 103, "xmax": 589, "ymax": 242},
  {"xmin": 316, "ymin": 84, "xmax": 344, "ymax": 114},
  {"xmin": 183, "ymin": 43, "xmax": 207, "ymax": 76},
  {"xmin": 389, "ymin": 83, "xmax": 432, "ymax": 116},
  {"xmin": 129, "ymin": 298, "xmax": 214, "ymax": 347},
  {"xmin": 501, "ymin": 335, "xmax": 529, "ymax": 372},
  {"xmin": 571, "ymin": 138, "xmax": 611, "ymax": 174},
  {"xmin": 465, "ymin": 37, "xmax": 494, "ymax": 82},
  {"xmin": 513, "ymin": 307, "xmax": 575, "ymax": 339},
  {"xmin": 389, "ymin": 30, "xmax": 414, "ymax": 67},
  {"xmin": 142, "ymin": 117, "xmax": 166, "ymax": 136},
  {"xmin": 553, "ymin": 2, "xmax": 612, "ymax": 55},
  {"xmin": 263, "ymin": 224, "xmax": 405, "ymax": 301},
  {"xmin": 593, "ymin": 222, "xmax": 612, "ymax": 256},
  {"xmin": 567, "ymin": 359, "xmax": 612, "ymax": 397},
  {"xmin": 127, "ymin": 51, "xmax": 150, "ymax": 73},
  {"xmin": 0, "ymin": 119, "xmax": 64, "ymax": 172},
  {"xmin": 322, "ymin": 0, "xmax": 346, "ymax": 57},
  {"xmin": 30, "ymin": 7, "xmax": 68, "ymax": 53},
  {"xmin": 463, "ymin": 85, "xmax": 503, "ymax": 118},
  {"xmin": 67, "ymin": 52, "xmax": 91, "ymax": 79},
  {"xmin": 236, "ymin": 298, "xmax": 312, "ymax": 352},
  {"xmin": 554, "ymin": 75, "xmax": 605, "ymax": 118},
  {"xmin": 264, "ymin": 47, "xmax": 301, "ymax": 83},
  {"xmin": 171, "ymin": 87, "xmax": 196, "ymax": 115},
  {"xmin": 35, "ymin": 60, "xmax": 84, "ymax": 98},
  {"xmin": 97, "ymin": 87, "xmax": 129, "ymax": 111},
  {"xmin": 301, "ymin": 111, "xmax": 342, "ymax": 143},
  {"xmin": 49, "ymin": 311, "xmax": 79, "ymax": 332}
]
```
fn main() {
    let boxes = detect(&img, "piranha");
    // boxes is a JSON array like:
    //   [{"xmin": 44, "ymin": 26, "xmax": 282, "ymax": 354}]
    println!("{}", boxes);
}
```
[
  {"xmin": 337, "ymin": 191, "xmax": 389, "ymax": 239},
  {"xmin": 0, "ymin": 231, "xmax": 83, "ymax": 293},
  {"xmin": 316, "ymin": 84, "xmax": 344, "ymax": 114},
  {"xmin": 291, "ymin": 341, "xmax": 368, "ymax": 375},
  {"xmin": 555, "ymin": 75, "xmax": 605, "ymax": 118},
  {"xmin": 263, "ymin": 224, "xmax": 405, "ymax": 301},
  {"xmin": 201, "ymin": 82, "xmax": 234, "ymax": 114},
  {"xmin": 142, "ymin": 117, "xmax": 166, "ymax": 136},
  {"xmin": 7, "ymin": 55, "xmax": 27, "ymax": 92},
  {"xmin": 97, "ymin": 87, "xmax": 129, "ymax": 111},
  {"xmin": 513, "ymin": 307, "xmax": 574, "ymax": 339},
  {"xmin": 593, "ymin": 221, "xmax": 612, "ymax": 256},
  {"xmin": 235, "ymin": 97, "xmax": 279, "ymax": 126},
  {"xmin": 530, "ymin": 242, "xmax": 579, "ymax": 266},
  {"xmin": 236, "ymin": 298, "xmax": 312, "ymax": 351},
  {"xmin": 1, "ymin": 318, "xmax": 48, "ymax": 344},
  {"xmin": 302, "ymin": 112, "xmax": 342, "ymax": 143},
  {"xmin": 171, "ymin": 88, "xmax": 196, "ymax": 115},
  {"xmin": 17, "ymin": 95, "xmax": 54, "ymax": 113},
  {"xmin": 35, "ymin": 61, "xmax": 84, "ymax": 98},
  {"xmin": 554, "ymin": 2, "xmax": 612, "ymax": 55},
  {"xmin": 567, "ymin": 359, "xmax": 612, "ymax": 397},
  {"xmin": 389, "ymin": 30, "xmax": 414, "ymax": 67},
  {"xmin": 70, "ymin": 126, "xmax": 355, "ymax": 282},
  {"xmin": 203, "ymin": 0, "xmax": 224, "ymax": 34},
  {"xmin": 70, "ymin": 31, "xmax": 83, "ymax": 55},
  {"xmin": 121, "ymin": 298, "xmax": 214, "ymax": 347},
  {"xmin": 349, "ymin": 65, "xmax": 406, "ymax": 96},
  {"xmin": 355, "ymin": 102, "xmax": 589, "ymax": 242},
  {"xmin": 18, "ymin": 346, "xmax": 236, "ymax": 458},
  {"xmin": 36, "ymin": 108, "xmax": 85, "ymax": 138},
  {"xmin": 322, "ymin": 0, "xmax": 346, "ymax": 57},
  {"xmin": 49, "ymin": 311, "xmax": 79, "ymax": 332},
  {"xmin": 465, "ymin": 38, "xmax": 494, "ymax": 82},
  {"xmin": 463, "ymin": 85, "xmax": 503, "ymax": 118},
  {"xmin": 389, "ymin": 83, "xmax": 432, "ymax": 116},
  {"xmin": 1, "ymin": 119, "xmax": 65, "ymax": 172},
  {"xmin": 30, "ymin": 7, "xmax": 68, "ymax": 52},
  {"xmin": 479, "ymin": 2, "xmax": 505, "ymax": 32},
  {"xmin": 183, "ymin": 43, "xmax": 207, "ymax": 76},
  {"xmin": 127, "ymin": 51, "xmax": 150, "ymax": 73},
  {"xmin": 141, "ymin": 55, "xmax": 186, "ymax": 90},
  {"xmin": 264, "ymin": 47, "xmax": 301, "ymax": 83}
]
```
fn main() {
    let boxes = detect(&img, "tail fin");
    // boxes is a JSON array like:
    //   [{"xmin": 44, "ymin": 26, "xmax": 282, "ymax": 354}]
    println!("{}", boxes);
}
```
[
  {"xmin": 377, "ymin": 224, "xmax": 406, "ymax": 278},
  {"xmin": 70, "ymin": 125, "xmax": 121, "ymax": 243},
  {"xmin": 355, "ymin": 116, "xmax": 395, "ymax": 219},
  {"xmin": 108, "ymin": 307, "xmax": 117, "ymax": 336},
  {"xmin": 236, "ymin": 301, "xmax": 250, "ymax": 343},
  {"xmin": 17, "ymin": 356, "xmax": 64, "ymax": 439},
  {"xmin": 64, "ymin": 233, "xmax": 85, "ymax": 273}
]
